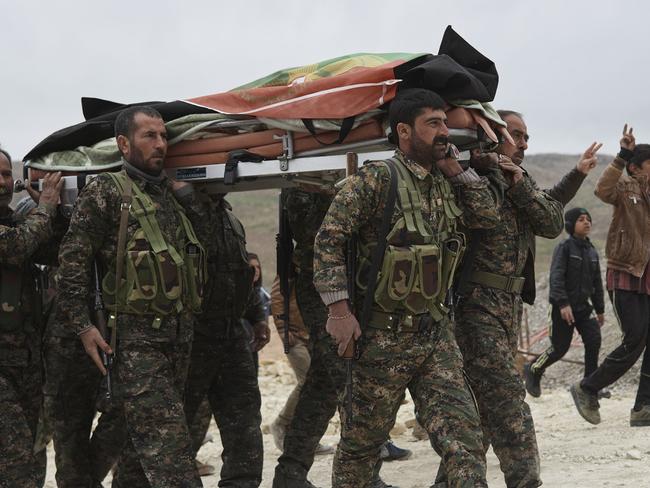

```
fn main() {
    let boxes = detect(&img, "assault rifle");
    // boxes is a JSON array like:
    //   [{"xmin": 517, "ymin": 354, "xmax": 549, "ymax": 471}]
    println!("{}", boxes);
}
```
[
  {"xmin": 343, "ymin": 152, "xmax": 359, "ymax": 428},
  {"xmin": 276, "ymin": 193, "xmax": 294, "ymax": 354},
  {"xmin": 93, "ymin": 261, "xmax": 113, "ymax": 402}
]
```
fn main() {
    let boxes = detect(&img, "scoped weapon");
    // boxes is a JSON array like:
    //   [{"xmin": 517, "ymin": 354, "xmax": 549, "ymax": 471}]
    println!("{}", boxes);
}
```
[
  {"xmin": 93, "ymin": 261, "xmax": 113, "ymax": 402},
  {"xmin": 276, "ymin": 193, "xmax": 294, "ymax": 354}
]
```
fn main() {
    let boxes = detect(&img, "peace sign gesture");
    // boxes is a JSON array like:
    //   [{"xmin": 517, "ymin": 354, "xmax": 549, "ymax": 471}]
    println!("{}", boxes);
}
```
[
  {"xmin": 577, "ymin": 141, "xmax": 603, "ymax": 175},
  {"xmin": 620, "ymin": 124, "xmax": 636, "ymax": 151}
]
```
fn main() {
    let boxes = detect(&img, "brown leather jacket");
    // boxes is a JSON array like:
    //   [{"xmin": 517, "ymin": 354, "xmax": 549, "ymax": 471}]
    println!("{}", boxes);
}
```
[{"xmin": 595, "ymin": 156, "xmax": 650, "ymax": 277}]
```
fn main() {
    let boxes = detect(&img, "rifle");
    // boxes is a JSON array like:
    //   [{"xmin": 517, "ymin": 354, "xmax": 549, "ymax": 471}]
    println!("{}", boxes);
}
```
[
  {"xmin": 276, "ymin": 192, "xmax": 294, "ymax": 354},
  {"xmin": 93, "ymin": 261, "xmax": 113, "ymax": 402},
  {"xmin": 343, "ymin": 152, "xmax": 358, "ymax": 428}
]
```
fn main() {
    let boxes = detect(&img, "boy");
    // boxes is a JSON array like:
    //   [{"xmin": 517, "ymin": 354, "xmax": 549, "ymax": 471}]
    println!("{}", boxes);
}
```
[{"xmin": 524, "ymin": 207, "xmax": 605, "ymax": 397}]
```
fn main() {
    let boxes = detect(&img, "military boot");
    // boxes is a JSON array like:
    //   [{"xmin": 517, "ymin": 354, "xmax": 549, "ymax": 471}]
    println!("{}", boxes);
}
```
[
  {"xmin": 272, "ymin": 465, "xmax": 320, "ymax": 488},
  {"xmin": 370, "ymin": 477, "xmax": 400, "ymax": 488},
  {"xmin": 524, "ymin": 363, "xmax": 542, "ymax": 398},
  {"xmin": 570, "ymin": 381, "xmax": 600, "ymax": 424}
]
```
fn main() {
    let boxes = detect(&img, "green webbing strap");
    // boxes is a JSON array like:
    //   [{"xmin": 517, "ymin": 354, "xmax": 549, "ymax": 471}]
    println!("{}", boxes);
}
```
[
  {"xmin": 129, "ymin": 183, "xmax": 184, "ymax": 266},
  {"xmin": 393, "ymin": 159, "xmax": 432, "ymax": 239},
  {"xmin": 171, "ymin": 197, "xmax": 201, "ymax": 246}
]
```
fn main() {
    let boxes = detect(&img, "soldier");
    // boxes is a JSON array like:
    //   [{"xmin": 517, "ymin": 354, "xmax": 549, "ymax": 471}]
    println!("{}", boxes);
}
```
[
  {"xmin": 272, "ymin": 188, "xmax": 404, "ymax": 488},
  {"xmin": 313, "ymin": 88, "xmax": 500, "ymax": 488},
  {"xmin": 0, "ymin": 147, "xmax": 62, "ymax": 488},
  {"xmin": 433, "ymin": 109, "xmax": 602, "ymax": 487},
  {"xmin": 183, "ymin": 193, "xmax": 266, "ymax": 488},
  {"xmin": 57, "ymin": 106, "xmax": 207, "ymax": 487}
]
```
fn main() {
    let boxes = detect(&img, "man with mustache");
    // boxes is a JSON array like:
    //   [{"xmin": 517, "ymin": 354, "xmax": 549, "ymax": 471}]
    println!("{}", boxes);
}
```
[
  {"xmin": 0, "ymin": 147, "xmax": 63, "ymax": 487},
  {"xmin": 433, "ymin": 110, "xmax": 600, "ymax": 488},
  {"xmin": 57, "ymin": 106, "xmax": 209, "ymax": 487},
  {"xmin": 313, "ymin": 88, "xmax": 500, "ymax": 488}
]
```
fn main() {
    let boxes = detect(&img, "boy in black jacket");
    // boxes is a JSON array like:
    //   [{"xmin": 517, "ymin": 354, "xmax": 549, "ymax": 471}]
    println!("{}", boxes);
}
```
[{"xmin": 524, "ymin": 207, "xmax": 605, "ymax": 397}]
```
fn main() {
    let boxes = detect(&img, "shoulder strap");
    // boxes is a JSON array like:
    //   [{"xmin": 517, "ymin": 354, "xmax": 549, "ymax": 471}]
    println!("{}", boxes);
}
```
[
  {"xmin": 358, "ymin": 159, "xmax": 399, "ymax": 330},
  {"xmin": 107, "ymin": 171, "xmax": 132, "ymax": 351},
  {"xmin": 392, "ymin": 159, "xmax": 432, "ymax": 239}
]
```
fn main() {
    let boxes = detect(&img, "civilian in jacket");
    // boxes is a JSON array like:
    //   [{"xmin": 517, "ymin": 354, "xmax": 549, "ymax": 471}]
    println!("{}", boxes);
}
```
[
  {"xmin": 571, "ymin": 125, "xmax": 650, "ymax": 427},
  {"xmin": 524, "ymin": 207, "xmax": 605, "ymax": 397}
]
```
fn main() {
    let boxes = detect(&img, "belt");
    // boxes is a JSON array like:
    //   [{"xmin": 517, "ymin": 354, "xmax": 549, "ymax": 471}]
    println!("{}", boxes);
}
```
[
  {"xmin": 367, "ymin": 309, "xmax": 433, "ymax": 332},
  {"xmin": 469, "ymin": 270, "xmax": 525, "ymax": 294}
]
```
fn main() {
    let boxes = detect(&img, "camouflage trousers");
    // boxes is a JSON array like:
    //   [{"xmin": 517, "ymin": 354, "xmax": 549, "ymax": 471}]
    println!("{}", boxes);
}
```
[
  {"xmin": 435, "ymin": 286, "xmax": 541, "ymax": 488},
  {"xmin": 334, "ymin": 316, "xmax": 487, "ymax": 488},
  {"xmin": 44, "ymin": 336, "xmax": 126, "ymax": 488},
  {"xmin": 111, "ymin": 315, "xmax": 202, "ymax": 488},
  {"xmin": 275, "ymin": 273, "xmax": 344, "ymax": 480},
  {"xmin": 0, "ymin": 360, "xmax": 42, "ymax": 488},
  {"xmin": 184, "ymin": 328, "xmax": 263, "ymax": 488}
]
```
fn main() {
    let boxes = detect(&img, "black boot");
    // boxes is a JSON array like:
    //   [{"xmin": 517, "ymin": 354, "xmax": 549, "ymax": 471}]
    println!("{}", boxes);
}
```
[{"xmin": 272, "ymin": 465, "xmax": 320, "ymax": 488}]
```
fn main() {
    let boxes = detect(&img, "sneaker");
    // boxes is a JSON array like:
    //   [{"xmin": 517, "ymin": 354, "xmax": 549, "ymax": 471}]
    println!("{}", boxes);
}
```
[
  {"xmin": 270, "ymin": 419, "xmax": 285, "ymax": 451},
  {"xmin": 524, "ymin": 363, "xmax": 542, "ymax": 398},
  {"xmin": 570, "ymin": 382, "xmax": 601, "ymax": 425},
  {"xmin": 370, "ymin": 477, "xmax": 400, "ymax": 488},
  {"xmin": 195, "ymin": 460, "xmax": 216, "ymax": 477},
  {"xmin": 379, "ymin": 440, "xmax": 412, "ymax": 462},
  {"xmin": 314, "ymin": 442, "xmax": 335, "ymax": 455},
  {"xmin": 630, "ymin": 405, "xmax": 650, "ymax": 427}
]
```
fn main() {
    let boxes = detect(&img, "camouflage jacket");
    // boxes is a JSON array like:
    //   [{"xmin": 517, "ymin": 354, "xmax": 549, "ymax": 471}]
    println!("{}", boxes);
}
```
[
  {"xmin": 194, "ymin": 194, "xmax": 254, "ymax": 337},
  {"xmin": 283, "ymin": 188, "xmax": 333, "ymax": 274},
  {"xmin": 467, "ymin": 167, "xmax": 564, "ymax": 304},
  {"xmin": 0, "ymin": 202, "xmax": 57, "ymax": 365},
  {"xmin": 57, "ymin": 164, "xmax": 209, "ymax": 338},
  {"xmin": 313, "ymin": 150, "xmax": 500, "ymax": 305}
]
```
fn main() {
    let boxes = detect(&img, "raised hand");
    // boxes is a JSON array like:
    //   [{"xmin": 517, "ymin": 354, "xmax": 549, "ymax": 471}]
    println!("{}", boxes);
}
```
[
  {"xmin": 576, "ymin": 142, "xmax": 603, "ymax": 174},
  {"xmin": 620, "ymin": 124, "xmax": 636, "ymax": 151}
]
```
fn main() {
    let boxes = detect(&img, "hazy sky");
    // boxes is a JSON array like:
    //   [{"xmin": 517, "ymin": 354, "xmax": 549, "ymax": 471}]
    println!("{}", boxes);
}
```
[{"xmin": 1, "ymin": 0, "xmax": 648, "ymax": 160}]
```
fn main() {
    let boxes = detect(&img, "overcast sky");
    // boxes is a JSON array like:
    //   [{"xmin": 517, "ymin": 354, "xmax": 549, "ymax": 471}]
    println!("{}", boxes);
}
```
[{"xmin": 1, "ymin": 0, "xmax": 647, "ymax": 160}]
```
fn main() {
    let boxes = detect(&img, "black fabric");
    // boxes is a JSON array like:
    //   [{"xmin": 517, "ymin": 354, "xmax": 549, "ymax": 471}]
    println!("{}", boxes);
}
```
[
  {"xmin": 582, "ymin": 290, "xmax": 650, "ymax": 408},
  {"xmin": 535, "ymin": 306, "xmax": 601, "ymax": 378},
  {"xmin": 301, "ymin": 116, "xmax": 356, "ymax": 146},
  {"xmin": 24, "ymin": 100, "xmax": 213, "ymax": 162},
  {"xmin": 400, "ymin": 26, "xmax": 498, "ymax": 102},
  {"xmin": 549, "ymin": 236, "xmax": 604, "ymax": 314},
  {"xmin": 618, "ymin": 147, "xmax": 634, "ymax": 162},
  {"xmin": 454, "ymin": 229, "xmax": 485, "ymax": 299}
]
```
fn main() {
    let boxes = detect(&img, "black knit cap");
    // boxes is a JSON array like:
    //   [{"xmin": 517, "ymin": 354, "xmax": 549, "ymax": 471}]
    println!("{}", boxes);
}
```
[{"xmin": 564, "ymin": 207, "xmax": 591, "ymax": 235}]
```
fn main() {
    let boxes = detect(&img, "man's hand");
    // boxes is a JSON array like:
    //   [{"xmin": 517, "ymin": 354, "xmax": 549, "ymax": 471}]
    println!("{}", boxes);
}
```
[
  {"xmin": 79, "ymin": 326, "xmax": 112, "ymax": 375},
  {"xmin": 435, "ymin": 157, "xmax": 464, "ymax": 178},
  {"xmin": 326, "ymin": 300, "xmax": 362, "ymax": 356},
  {"xmin": 251, "ymin": 321, "xmax": 271, "ymax": 352},
  {"xmin": 621, "ymin": 124, "xmax": 636, "ymax": 151},
  {"xmin": 499, "ymin": 156, "xmax": 524, "ymax": 187},
  {"xmin": 597, "ymin": 314, "xmax": 605, "ymax": 327},
  {"xmin": 169, "ymin": 178, "xmax": 191, "ymax": 193},
  {"xmin": 576, "ymin": 142, "xmax": 603, "ymax": 174},
  {"xmin": 27, "ymin": 171, "xmax": 63, "ymax": 205},
  {"xmin": 469, "ymin": 151, "xmax": 499, "ymax": 171},
  {"xmin": 560, "ymin": 305, "xmax": 575, "ymax": 325}
]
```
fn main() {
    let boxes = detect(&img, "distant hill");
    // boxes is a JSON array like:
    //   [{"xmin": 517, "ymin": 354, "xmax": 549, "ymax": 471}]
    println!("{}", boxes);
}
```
[{"xmin": 229, "ymin": 153, "xmax": 617, "ymax": 289}]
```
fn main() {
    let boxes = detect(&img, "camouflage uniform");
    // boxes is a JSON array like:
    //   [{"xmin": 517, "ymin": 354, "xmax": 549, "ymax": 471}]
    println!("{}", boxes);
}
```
[
  {"xmin": 0, "ymin": 201, "xmax": 56, "ymax": 488},
  {"xmin": 183, "ymin": 195, "xmax": 263, "ymax": 488},
  {"xmin": 57, "ymin": 163, "xmax": 207, "ymax": 488},
  {"xmin": 44, "ymin": 310, "xmax": 127, "ymax": 488},
  {"xmin": 434, "ymin": 167, "xmax": 564, "ymax": 488},
  {"xmin": 314, "ymin": 151, "xmax": 499, "ymax": 488},
  {"xmin": 274, "ymin": 189, "xmax": 343, "ymax": 485}
]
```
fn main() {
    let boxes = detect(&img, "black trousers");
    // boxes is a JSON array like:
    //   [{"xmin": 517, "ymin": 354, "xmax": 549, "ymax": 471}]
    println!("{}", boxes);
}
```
[
  {"xmin": 532, "ymin": 305, "xmax": 601, "ymax": 378},
  {"xmin": 582, "ymin": 289, "xmax": 650, "ymax": 409}
]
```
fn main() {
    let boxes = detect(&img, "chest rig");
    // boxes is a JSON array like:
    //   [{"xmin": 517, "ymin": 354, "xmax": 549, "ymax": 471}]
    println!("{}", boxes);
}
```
[
  {"xmin": 101, "ymin": 171, "xmax": 207, "ymax": 318},
  {"xmin": 357, "ymin": 158, "xmax": 465, "ymax": 322},
  {"xmin": 200, "ymin": 198, "xmax": 253, "ymax": 321}
]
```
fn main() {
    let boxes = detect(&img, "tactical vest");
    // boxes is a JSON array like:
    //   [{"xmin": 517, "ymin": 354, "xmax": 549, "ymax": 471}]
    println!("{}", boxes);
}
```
[
  {"xmin": 356, "ymin": 158, "xmax": 465, "ymax": 321},
  {"xmin": 199, "ymin": 199, "xmax": 253, "ymax": 321},
  {"xmin": 101, "ymin": 171, "xmax": 207, "ymax": 317}
]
